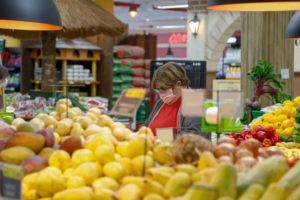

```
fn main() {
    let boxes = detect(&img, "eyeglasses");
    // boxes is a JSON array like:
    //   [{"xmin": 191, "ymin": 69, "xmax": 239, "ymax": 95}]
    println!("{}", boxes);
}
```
[{"xmin": 153, "ymin": 88, "xmax": 167, "ymax": 93}]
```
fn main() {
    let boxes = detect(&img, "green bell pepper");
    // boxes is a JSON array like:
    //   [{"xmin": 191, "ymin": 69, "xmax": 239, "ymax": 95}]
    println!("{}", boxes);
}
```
[
  {"xmin": 295, "ymin": 123, "xmax": 300, "ymax": 132},
  {"xmin": 296, "ymin": 105, "xmax": 300, "ymax": 113},
  {"xmin": 280, "ymin": 133, "xmax": 290, "ymax": 142},
  {"xmin": 295, "ymin": 113, "xmax": 300, "ymax": 124},
  {"xmin": 292, "ymin": 130, "xmax": 300, "ymax": 143}
]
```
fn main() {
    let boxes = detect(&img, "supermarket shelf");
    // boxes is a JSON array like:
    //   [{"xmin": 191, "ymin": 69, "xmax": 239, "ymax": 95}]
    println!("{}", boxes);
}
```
[
  {"xmin": 30, "ymin": 80, "xmax": 42, "ymax": 84},
  {"xmin": 224, "ymin": 63, "xmax": 241, "ymax": 66},
  {"xmin": 59, "ymin": 81, "xmax": 100, "ymax": 85}
]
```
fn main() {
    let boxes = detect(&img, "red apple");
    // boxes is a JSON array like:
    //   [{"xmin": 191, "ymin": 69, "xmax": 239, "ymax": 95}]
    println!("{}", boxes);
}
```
[
  {"xmin": 0, "ymin": 138, "xmax": 8, "ymax": 151},
  {"xmin": 35, "ymin": 129, "xmax": 55, "ymax": 147},
  {"xmin": 0, "ymin": 127, "xmax": 16, "ymax": 139}
]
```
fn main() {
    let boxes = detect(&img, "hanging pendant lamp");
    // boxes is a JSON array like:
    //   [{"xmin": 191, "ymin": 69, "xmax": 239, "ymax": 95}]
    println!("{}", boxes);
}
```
[
  {"xmin": 0, "ymin": 0, "xmax": 62, "ymax": 31},
  {"xmin": 207, "ymin": 0, "xmax": 300, "ymax": 11},
  {"xmin": 286, "ymin": 11, "xmax": 300, "ymax": 39}
]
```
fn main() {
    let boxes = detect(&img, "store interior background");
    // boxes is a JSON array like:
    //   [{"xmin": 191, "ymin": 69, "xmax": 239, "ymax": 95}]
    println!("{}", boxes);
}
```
[{"xmin": 2, "ymin": 0, "xmax": 300, "ymax": 101}]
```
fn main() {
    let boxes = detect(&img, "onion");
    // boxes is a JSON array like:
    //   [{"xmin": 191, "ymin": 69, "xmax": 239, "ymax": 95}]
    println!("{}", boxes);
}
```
[
  {"xmin": 257, "ymin": 156, "xmax": 265, "ymax": 164},
  {"xmin": 214, "ymin": 143, "xmax": 236, "ymax": 158},
  {"xmin": 266, "ymin": 147, "xmax": 285, "ymax": 157},
  {"xmin": 235, "ymin": 156, "xmax": 257, "ymax": 173},
  {"xmin": 258, "ymin": 148, "xmax": 269, "ymax": 158},
  {"xmin": 205, "ymin": 107, "xmax": 219, "ymax": 125},
  {"xmin": 218, "ymin": 155, "xmax": 233, "ymax": 164},
  {"xmin": 217, "ymin": 137, "xmax": 237, "ymax": 146},
  {"xmin": 238, "ymin": 139, "xmax": 260, "ymax": 157},
  {"xmin": 235, "ymin": 148, "xmax": 254, "ymax": 161}
]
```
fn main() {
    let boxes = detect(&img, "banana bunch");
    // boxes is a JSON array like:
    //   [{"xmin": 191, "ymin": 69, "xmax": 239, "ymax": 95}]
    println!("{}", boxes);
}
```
[{"xmin": 276, "ymin": 143, "xmax": 300, "ymax": 161}]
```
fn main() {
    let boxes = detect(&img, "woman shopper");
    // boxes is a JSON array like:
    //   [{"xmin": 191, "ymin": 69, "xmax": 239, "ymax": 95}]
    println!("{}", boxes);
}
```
[{"xmin": 145, "ymin": 62, "xmax": 210, "ymax": 140}]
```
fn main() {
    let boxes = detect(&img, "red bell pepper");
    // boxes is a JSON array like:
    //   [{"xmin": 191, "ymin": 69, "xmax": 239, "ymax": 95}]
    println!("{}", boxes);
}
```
[
  {"xmin": 262, "ymin": 139, "xmax": 273, "ymax": 147},
  {"xmin": 263, "ymin": 127, "xmax": 275, "ymax": 138},
  {"xmin": 245, "ymin": 134, "xmax": 254, "ymax": 140},
  {"xmin": 290, "ymin": 157, "xmax": 300, "ymax": 167},
  {"xmin": 270, "ymin": 134, "xmax": 281, "ymax": 145},
  {"xmin": 237, "ymin": 138, "xmax": 245, "ymax": 145},
  {"xmin": 251, "ymin": 130, "xmax": 258, "ymax": 139},
  {"xmin": 236, "ymin": 132, "xmax": 244, "ymax": 139},
  {"xmin": 256, "ymin": 131, "xmax": 267, "ymax": 142},
  {"xmin": 255, "ymin": 125, "xmax": 264, "ymax": 132},
  {"xmin": 259, "ymin": 143, "xmax": 263, "ymax": 148},
  {"xmin": 229, "ymin": 133, "xmax": 237, "ymax": 139},
  {"xmin": 243, "ymin": 129, "xmax": 252, "ymax": 135}
]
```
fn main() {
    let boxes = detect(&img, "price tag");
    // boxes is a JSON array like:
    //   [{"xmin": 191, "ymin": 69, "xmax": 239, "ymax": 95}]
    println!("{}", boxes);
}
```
[
  {"xmin": 111, "ymin": 89, "xmax": 146, "ymax": 117},
  {"xmin": 156, "ymin": 128, "xmax": 174, "ymax": 143},
  {"xmin": 36, "ymin": 80, "xmax": 40, "ymax": 84},
  {"xmin": 0, "ymin": 162, "xmax": 23, "ymax": 200},
  {"xmin": 85, "ymin": 81, "xmax": 91, "ymax": 85},
  {"xmin": 181, "ymin": 89, "xmax": 205, "ymax": 117},
  {"xmin": 125, "ymin": 89, "xmax": 146, "ymax": 98},
  {"xmin": 69, "ymin": 81, "xmax": 74, "ymax": 85},
  {"xmin": 10, "ymin": 88, "xmax": 14, "ymax": 91}
]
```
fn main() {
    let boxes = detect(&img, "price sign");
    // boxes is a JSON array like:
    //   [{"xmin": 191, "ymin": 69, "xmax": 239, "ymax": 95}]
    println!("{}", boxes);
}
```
[
  {"xmin": 0, "ymin": 162, "xmax": 23, "ymax": 200},
  {"xmin": 69, "ymin": 81, "xmax": 74, "ymax": 85},
  {"xmin": 36, "ymin": 81, "xmax": 40, "ymax": 84},
  {"xmin": 111, "ymin": 89, "xmax": 146, "ymax": 117},
  {"xmin": 181, "ymin": 89, "xmax": 205, "ymax": 117},
  {"xmin": 85, "ymin": 81, "xmax": 91, "ymax": 85},
  {"xmin": 156, "ymin": 128, "xmax": 174, "ymax": 143}
]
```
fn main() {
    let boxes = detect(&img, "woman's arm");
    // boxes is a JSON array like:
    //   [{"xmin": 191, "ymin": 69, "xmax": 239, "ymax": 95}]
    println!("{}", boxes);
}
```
[{"xmin": 179, "ymin": 116, "xmax": 211, "ymax": 141}]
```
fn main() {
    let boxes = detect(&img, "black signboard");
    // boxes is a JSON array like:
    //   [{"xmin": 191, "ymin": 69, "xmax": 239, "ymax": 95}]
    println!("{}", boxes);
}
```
[
  {"xmin": 0, "ymin": 162, "xmax": 23, "ymax": 200},
  {"xmin": 111, "ymin": 89, "xmax": 146, "ymax": 117}
]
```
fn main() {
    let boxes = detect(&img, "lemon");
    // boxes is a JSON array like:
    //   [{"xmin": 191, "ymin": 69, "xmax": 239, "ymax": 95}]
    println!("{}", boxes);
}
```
[
  {"xmin": 126, "ymin": 135, "xmax": 153, "ymax": 158},
  {"xmin": 44, "ymin": 116, "xmax": 57, "ymax": 127},
  {"xmin": 23, "ymin": 173, "xmax": 38, "ymax": 190},
  {"xmin": 85, "ymin": 113, "xmax": 98, "ymax": 121},
  {"xmin": 93, "ymin": 188, "xmax": 116, "ymax": 200},
  {"xmin": 117, "ymin": 157, "xmax": 132, "ymax": 175},
  {"xmin": 83, "ymin": 126, "xmax": 103, "ymax": 138},
  {"xmin": 61, "ymin": 110, "xmax": 77, "ymax": 120},
  {"xmin": 57, "ymin": 104, "xmax": 67, "ymax": 115},
  {"xmin": 24, "ymin": 189, "xmax": 38, "ymax": 200},
  {"xmin": 88, "ymin": 108, "xmax": 101, "ymax": 117},
  {"xmin": 71, "ymin": 149, "xmax": 95, "ymax": 169},
  {"xmin": 76, "ymin": 116, "xmax": 93, "ymax": 129},
  {"xmin": 71, "ymin": 107, "xmax": 82, "ymax": 116},
  {"xmin": 94, "ymin": 144, "xmax": 115, "ymax": 165},
  {"xmin": 115, "ymin": 153, "xmax": 122, "ymax": 161},
  {"xmin": 67, "ymin": 176, "xmax": 85, "ymax": 188},
  {"xmin": 54, "ymin": 120, "xmax": 71, "ymax": 136},
  {"xmin": 63, "ymin": 168, "xmax": 74, "ymax": 176},
  {"xmin": 22, "ymin": 182, "xmax": 28, "ymax": 198},
  {"xmin": 53, "ymin": 187, "xmax": 93, "ymax": 200},
  {"xmin": 49, "ymin": 150, "xmax": 71, "ymax": 172},
  {"xmin": 92, "ymin": 177, "xmax": 120, "ymax": 192},
  {"xmin": 74, "ymin": 162, "xmax": 99, "ymax": 186},
  {"xmin": 36, "ymin": 168, "xmax": 65, "ymax": 197},
  {"xmin": 84, "ymin": 135, "xmax": 114, "ymax": 153},
  {"xmin": 131, "ymin": 155, "xmax": 154, "ymax": 176},
  {"xmin": 49, "ymin": 112, "xmax": 60, "ymax": 121},
  {"xmin": 103, "ymin": 162, "xmax": 125, "ymax": 182}
]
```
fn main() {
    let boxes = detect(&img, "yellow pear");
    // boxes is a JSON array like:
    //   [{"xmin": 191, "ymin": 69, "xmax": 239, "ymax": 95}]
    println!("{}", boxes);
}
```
[
  {"xmin": 70, "ymin": 126, "xmax": 85, "ymax": 136},
  {"xmin": 97, "ymin": 115, "xmax": 114, "ymax": 127},
  {"xmin": 110, "ymin": 122, "xmax": 126, "ymax": 131},
  {"xmin": 76, "ymin": 116, "xmax": 92, "ymax": 129},
  {"xmin": 57, "ymin": 104, "xmax": 67, "ymax": 115},
  {"xmin": 61, "ymin": 110, "xmax": 77, "ymax": 120},
  {"xmin": 85, "ymin": 113, "xmax": 98, "ymax": 121},
  {"xmin": 113, "ymin": 126, "xmax": 126, "ymax": 141},
  {"xmin": 56, "ymin": 98, "xmax": 72, "ymax": 108},
  {"xmin": 88, "ymin": 107, "xmax": 101, "ymax": 117},
  {"xmin": 54, "ymin": 121, "xmax": 71, "ymax": 136},
  {"xmin": 44, "ymin": 116, "xmax": 57, "ymax": 127},
  {"xmin": 49, "ymin": 112, "xmax": 60, "ymax": 121},
  {"xmin": 71, "ymin": 107, "xmax": 82, "ymax": 116}
]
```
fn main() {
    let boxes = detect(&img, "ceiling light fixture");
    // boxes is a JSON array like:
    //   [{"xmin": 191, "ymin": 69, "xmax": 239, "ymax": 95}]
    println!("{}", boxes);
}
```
[
  {"xmin": 227, "ymin": 37, "xmax": 237, "ymax": 43},
  {"xmin": 0, "ymin": 0, "xmax": 62, "ymax": 30},
  {"xmin": 189, "ymin": 14, "xmax": 200, "ymax": 38},
  {"xmin": 129, "ymin": 1, "xmax": 138, "ymax": 18},
  {"xmin": 207, "ymin": 0, "xmax": 300, "ymax": 11},
  {"xmin": 286, "ymin": 11, "xmax": 300, "ymax": 39},
  {"xmin": 156, "ymin": 25, "xmax": 186, "ymax": 29},
  {"xmin": 156, "ymin": 4, "xmax": 188, "ymax": 9}
]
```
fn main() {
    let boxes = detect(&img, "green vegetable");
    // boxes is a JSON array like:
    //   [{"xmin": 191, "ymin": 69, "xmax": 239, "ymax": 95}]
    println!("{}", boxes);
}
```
[
  {"xmin": 297, "ymin": 105, "xmax": 300, "ymax": 113},
  {"xmin": 295, "ymin": 113, "xmax": 300, "ymax": 124},
  {"xmin": 294, "ymin": 123, "xmax": 300, "ymax": 132},
  {"xmin": 246, "ymin": 60, "xmax": 292, "ymax": 103},
  {"xmin": 292, "ymin": 130, "xmax": 300, "ymax": 143},
  {"xmin": 280, "ymin": 133, "xmax": 290, "ymax": 142}
]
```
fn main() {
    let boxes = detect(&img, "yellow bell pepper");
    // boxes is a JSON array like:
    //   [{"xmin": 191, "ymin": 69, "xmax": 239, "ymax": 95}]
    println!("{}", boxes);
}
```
[
  {"xmin": 262, "ymin": 122, "xmax": 270, "ymax": 128},
  {"xmin": 283, "ymin": 119, "xmax": 293, "ymax": 129},
  {"xmin": 268, "ymin": 124, "xmax": 276, "ymax": 129},
  {"xmin": 282, "ymin": 106, "xmax": 292, "ymax": 117},
  {"xmin": 291, "ymin": 117, "xmax": 296, "ymax": 124},
  {"xmin": 270, "ymin": 116, "xmax": 279, "ymax": 124},
  {"xmin": 293, "ymin": 96, "xmax": 300, "ymax": 106},
  {"xmin": 278, "ymin": 115, "xmax": 288, "ymax": 122},
  {"xmin": 291, "ymin": 107, "xmax": 297, "ymax": 118},
  {"xmin": 274, "ymin": 122, "xmax": 283, "ymax": 129},
  {"xmin": 272, "ymin": 108, "xmax": 282, "ymax": 116},
  {"xmin": 283, "ymin": 100, "xmax": 295, "ymax": 107},
  {"xmin": 261, "ymin": 114, "xmax": 271, "ymax": 123},
  {"xmin": 275, "ymin": 128, "xmax": 283, "ymax": 135},
  {"xmin": 282, "ymin": 127, "xmax": 295, "ymax": 137}
]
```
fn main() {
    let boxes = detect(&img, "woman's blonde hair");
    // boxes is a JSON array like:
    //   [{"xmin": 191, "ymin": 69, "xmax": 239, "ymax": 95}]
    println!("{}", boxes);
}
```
[{"xmin": 151, "ymin": 62, "xmax": 190, "ymax": 89}]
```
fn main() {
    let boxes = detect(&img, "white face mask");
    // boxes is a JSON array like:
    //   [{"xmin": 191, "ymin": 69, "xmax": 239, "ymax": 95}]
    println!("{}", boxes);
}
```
[{"xmin": 0, "ymin": 79, "xmax": 7, "ymax": 88}]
